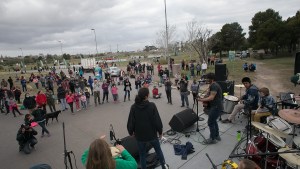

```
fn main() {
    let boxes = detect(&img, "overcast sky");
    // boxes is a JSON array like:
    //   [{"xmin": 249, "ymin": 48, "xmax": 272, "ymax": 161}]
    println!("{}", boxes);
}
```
[{"xmin": 0, "ymin": 0, "xmax": 299, "ymax": 57}]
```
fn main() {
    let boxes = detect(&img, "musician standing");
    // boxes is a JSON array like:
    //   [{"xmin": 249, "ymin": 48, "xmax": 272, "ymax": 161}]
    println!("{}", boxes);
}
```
[{"xmin": 198, "ymin": 73, "xmax": 223, "ymax": 144}]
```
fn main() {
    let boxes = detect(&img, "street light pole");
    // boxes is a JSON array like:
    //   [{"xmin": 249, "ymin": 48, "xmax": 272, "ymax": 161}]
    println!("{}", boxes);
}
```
[
  {"xmin": 164, "ymin": 0, "xmax": 171, "ymax": 73},
  {"xmin": 91, "ymin": 29, "xmax": 99, "ymax": 55},
  {"xmin": 19, "ymin": 48, "xmax": 24, "ymax": 57},
  {"xmin": 58, "ymin": 40, "xmax": 63, "ymax": 56}
]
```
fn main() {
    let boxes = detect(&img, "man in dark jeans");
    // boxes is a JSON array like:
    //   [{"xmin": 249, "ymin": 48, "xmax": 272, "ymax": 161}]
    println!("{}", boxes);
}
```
[
  {"xmin": 31, "ymin": 107, "xmax": 50, "ymax": 137},
  {"xmin": 198, "ymin": 73, "xmax": 223, "ymax": 144},
  {"xmin": 178, "ymin": 77, "xmax": 189, "ymax": 108},
  {"xmin": 127, "ymin": 88, "xmax": 169, "ymax": 169},
  {"xmin": 16, "ymin": 124, "xmax": 38, "ymax": 154}
]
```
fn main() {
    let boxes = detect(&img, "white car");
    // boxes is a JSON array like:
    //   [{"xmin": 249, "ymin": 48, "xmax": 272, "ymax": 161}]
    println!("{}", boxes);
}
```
[{"xmin": 108, "ymin": 67, "xmax": 121, "ymax": 77}]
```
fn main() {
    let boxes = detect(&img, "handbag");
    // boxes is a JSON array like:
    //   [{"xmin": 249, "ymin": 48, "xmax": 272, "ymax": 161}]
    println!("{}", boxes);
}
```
[{"xmin": 187, "ymin": 91, "xmax": 191, "ymax": 95}]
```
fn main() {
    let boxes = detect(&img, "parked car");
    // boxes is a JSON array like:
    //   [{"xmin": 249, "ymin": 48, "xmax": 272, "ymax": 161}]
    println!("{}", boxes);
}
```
[{"xmin": 108, "ymin": 67, "xmax": 121, "ymax": 77}]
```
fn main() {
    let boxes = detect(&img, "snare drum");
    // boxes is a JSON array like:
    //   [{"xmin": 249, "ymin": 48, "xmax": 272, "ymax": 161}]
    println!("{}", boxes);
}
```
[
  {"xmin": 246, "ymin": 135, "xmax": 282, "ymax": 169},
  {"xmin": 223, "ymin": 95, "xmax": 239, "ymax": 114},
  {"xmin": 267, "ymin": 116, "xmax": 292, "ymax": 134}
]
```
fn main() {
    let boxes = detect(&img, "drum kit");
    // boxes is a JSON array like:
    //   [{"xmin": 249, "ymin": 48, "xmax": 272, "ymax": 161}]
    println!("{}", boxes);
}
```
[{"xmin": 243, "ymin": 109, "xmax": 300, "ymax": 169}]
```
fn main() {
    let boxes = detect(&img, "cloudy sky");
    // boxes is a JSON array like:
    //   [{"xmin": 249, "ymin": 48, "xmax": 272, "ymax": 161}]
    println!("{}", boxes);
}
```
[{"xmin": 0, "ymin": 0, "xmax": 299, "ymax": 57}]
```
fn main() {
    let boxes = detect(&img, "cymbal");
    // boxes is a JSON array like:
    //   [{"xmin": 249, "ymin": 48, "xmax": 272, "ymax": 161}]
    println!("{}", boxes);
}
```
[
  {"xmin": 252, "ymin": 122, "xmax": 288, "ymax": 138},
  {"xmin": 234, "ymin": 84, "xmax": 244, "ymax": 88},
  {"xmin": 278, "ymin": 147, "xmax": 300, "ymax": 166},
  {"xmin": 279, "ymin": 109, "xmax": 300, "ymax": 124}
]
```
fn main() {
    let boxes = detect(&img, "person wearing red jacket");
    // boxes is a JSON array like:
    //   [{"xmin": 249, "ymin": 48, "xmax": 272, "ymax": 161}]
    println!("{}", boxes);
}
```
[
  {"xmin": 35, "ymin": 91, "xmax": 47, "ymax": 112},
  {"xmin": 152, "ymin": 86, "xmax": 161, "ymax": 99}
]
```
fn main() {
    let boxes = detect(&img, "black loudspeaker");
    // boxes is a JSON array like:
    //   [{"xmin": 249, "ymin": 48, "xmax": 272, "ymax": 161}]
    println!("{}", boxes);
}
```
[
  {"xmin": 121, "ymin": 136, "xmax": 152, "ymax": 160},
  {"xmin": 295, "ymin": 52, "xmax": 300, "ymax": 75},
  {"xmin": 216, "ymin": 81, "xmax": 235, "ymax": 95},
  {"xmin": 169, "ymin": 109, "xmax": 198, "ymax": 132},
  {"xmin": 215, "ymin": 63, "xmax": 227, "ymax": 81}
]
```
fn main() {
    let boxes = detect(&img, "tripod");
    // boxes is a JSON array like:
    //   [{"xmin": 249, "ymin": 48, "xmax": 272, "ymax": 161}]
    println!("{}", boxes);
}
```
[{"xmin": 63, "ymin": 122, "xmax": 73, "ymax": 169}]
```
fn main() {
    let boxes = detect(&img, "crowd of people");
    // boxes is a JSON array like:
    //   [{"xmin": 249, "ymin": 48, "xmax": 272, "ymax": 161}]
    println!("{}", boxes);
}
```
[{"xmin": 0, "ymin": 57, "xmax": 267, "ymax": 168}]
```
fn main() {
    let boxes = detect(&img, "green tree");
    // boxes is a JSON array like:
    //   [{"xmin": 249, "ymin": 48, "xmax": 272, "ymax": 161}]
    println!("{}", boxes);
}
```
[
  {"xmin": 285, "ymin": 11, "xmax": 300, "ymax": 52},
  {"xmin": 220, "ymin": 22, "xmax": 246, "ymax": 51},
  {"xmin": 248, "ymin": 8, "xmax": 282, "ymax": 48},
  {"xmin": 62, "ymin": 53, "xmax": 71, "ymax": 60}
]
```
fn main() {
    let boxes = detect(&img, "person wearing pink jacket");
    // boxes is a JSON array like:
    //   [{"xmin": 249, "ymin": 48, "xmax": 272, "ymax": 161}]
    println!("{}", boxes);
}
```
[
  {"xmin": 111, "ymin": 84, "xmax": 119, "ymax": 103},
  {"xmin": 66, "ymin": 91, "xmax": 74, "ymax": 113}
]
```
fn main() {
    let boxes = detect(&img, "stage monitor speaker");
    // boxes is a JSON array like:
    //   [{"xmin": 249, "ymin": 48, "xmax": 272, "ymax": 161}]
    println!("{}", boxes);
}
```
[
  {"xmin": 215, "ymin": 63, "xmax": 228, "ymax": 81},
  {"xmin": 216, "ymin": 81, "xmax": 235, "ymax": 96},
  {"xmin": 169, "ymin": 109, "xmax": 198, "ymax": 132},
  {"xmin": 295, "ymin": 52, "xmax": 300, "ymax": 75}
]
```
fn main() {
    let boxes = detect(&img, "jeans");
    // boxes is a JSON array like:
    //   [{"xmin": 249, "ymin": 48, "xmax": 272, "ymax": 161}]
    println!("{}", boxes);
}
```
[
  {"xmin": 208, "ymin": 107, "xmax": 221, "ymax": 140},
  {"xmin": 68, "ymin": 102, "xmax": 74, "ymax": 113},
  {"xmin": 102, "ymin": 92, "xmax": 109, "ymax": 102},
  {"xmin": 81, "ymin": 101, "xmax": 86, "ymax": 109},
  {"xmin": 60, "ymin": 98, "xmax": 67, "ymax": 110},
  {"xmin": 94, "ymin": 91, "xmax": 101, "ymax": 105},
  {"xmin": 124, "ymin": 90, "xmax": 130, "ymax": 100},
  {"xmin": 19, "ymin": 138, "xmax": 38, "ymax": 154},
  {"xmin": 166, "ymin": 90, "xmax": 172, "ymax": 104},
  {"xmin": 180, "ymin": 92, "xmax": 189, "ymax": 107},
  {"xmin": 22, "ymin": 85, "xmax": 27, "ymax": 92},
  {"xmin": 89, "ymin": 85, "xmax": 93, "ymax": 95},
  {"xmin": 48, "ymin": 103, "xmax": 56, "ymax": 112},
  {"xmin": 38, "ymin": 121, "xmax": 50, "ymax": 136},
  {"xmin": 137, "ymin": 138, "xmax": 166, "ymax": 169}
]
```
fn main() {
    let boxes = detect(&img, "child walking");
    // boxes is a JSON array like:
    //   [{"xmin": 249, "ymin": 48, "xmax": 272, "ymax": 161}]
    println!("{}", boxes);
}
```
[
  {"xmin": 7, "ymin": 97, "xmax": 23, "ymax": 117},
  {"xmin": 66, "ymin": 91, "xmax": 74, "ymax": 113},
  {"xmin": 80, "ymin": 92, "xmax": 87, "ymax": 109},
  {"xmin": 74, "ymin": 92, "xmax": 81, "ymax": 111},
  {"xmin": 84, "ymin": 88, "xmax": 90, "ymax": 106},
  {"xmin": 111, "ymin": 84, "xmax": 119, "ymax": 103}
]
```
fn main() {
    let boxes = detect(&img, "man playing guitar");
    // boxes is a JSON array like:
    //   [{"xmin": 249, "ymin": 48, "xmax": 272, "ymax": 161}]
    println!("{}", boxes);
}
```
[{"xmin": 198, "ymin": 73, "xmax": 223, "ymax": 144}]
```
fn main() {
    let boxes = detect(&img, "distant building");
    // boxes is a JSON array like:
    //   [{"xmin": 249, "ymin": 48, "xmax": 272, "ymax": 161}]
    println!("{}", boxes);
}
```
[{"xmin": 144, "ymin": 45, "xmax": 158, "ymax": 52}]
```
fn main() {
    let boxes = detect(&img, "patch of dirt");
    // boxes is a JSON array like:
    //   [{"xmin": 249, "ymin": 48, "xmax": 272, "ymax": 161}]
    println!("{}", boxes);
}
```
[{"xmin": 252, "ymin": 62, "xmax": 298, "ymax": 97}]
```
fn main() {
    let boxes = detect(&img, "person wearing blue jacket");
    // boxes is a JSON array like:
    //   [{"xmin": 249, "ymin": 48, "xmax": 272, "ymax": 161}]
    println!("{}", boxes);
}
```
[{"xmin": 222, "ymin": 77, "xmax": 259, "ymax": 123}]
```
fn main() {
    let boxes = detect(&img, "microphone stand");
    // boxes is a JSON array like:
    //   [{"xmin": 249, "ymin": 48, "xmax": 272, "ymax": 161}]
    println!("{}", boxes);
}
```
[
  {"xmin": 63, "ymin": 122, "xmax": 73, "ymax": 169},
  {"xmin": 190, "ymin": 81, "xmax": 207, "ymax": 143},
  {"xmin": 110, "ymin": 124, "xmax": 121, "ymax": 146}
]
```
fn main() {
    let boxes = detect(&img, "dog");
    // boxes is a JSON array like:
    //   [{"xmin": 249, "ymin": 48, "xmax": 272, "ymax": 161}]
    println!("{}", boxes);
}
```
[{"xmin": 45, "ymin": 110, "xmax": 61, "ymax": 125}]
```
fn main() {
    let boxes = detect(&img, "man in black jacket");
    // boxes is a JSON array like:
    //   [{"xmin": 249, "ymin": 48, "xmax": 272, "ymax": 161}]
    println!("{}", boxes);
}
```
[
  {"xmin": 23, "ymin": 93, "xmax": 37, "ymax": 113},
  {"xmin": 8, "ymin": 77, "xmax": 13, "ymax": 90},
  {"xmin": 57, "ymin": 84, "xmax": 67, "ymax": 111},
  {"xmin": 16, "ymin": 124, "xmax": 38, "ymax": 154},
  {"xmin": 127, "ymin": 88, "xmax": 169, "ymax": 169},
  {"xmin": 178, "ymin": 77, "xmax": 189, "ymax": 108}
]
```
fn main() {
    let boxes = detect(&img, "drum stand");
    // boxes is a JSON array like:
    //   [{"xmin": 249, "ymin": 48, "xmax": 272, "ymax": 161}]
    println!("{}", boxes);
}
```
[{"xmin": 245, "ymin": 105, "xmax": 253, "ymax": 148}]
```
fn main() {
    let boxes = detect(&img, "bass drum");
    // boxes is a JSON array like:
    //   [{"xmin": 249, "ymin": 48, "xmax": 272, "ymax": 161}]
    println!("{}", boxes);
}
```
[{"xmin": 246, "ymin": 135, "xmax": 282, "ymax": 169}]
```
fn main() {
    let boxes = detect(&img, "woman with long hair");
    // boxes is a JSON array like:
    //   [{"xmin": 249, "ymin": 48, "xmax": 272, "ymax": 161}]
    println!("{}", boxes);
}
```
[
  {"xmin": 82, "ymin": 138, "xmax": 137, "ymax": 169},
  {"xmin": 127, "ymin": 87, "xmax": 169, "ymax": 169}
]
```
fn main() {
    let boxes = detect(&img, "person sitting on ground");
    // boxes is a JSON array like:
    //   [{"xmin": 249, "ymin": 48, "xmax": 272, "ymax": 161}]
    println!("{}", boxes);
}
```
[
  {"xmin": 251, "ymin": 87, "xmax": 276, "ymax": 122},
  {"xmin": 249, "ymin": 63, "xmax": 256, "ymax": 72},
  {"xmin": 152, "ymin": 86, "xmax": 162, "ymax": 99},
  {"xmin": 16, "ymin": 124, "xmax": 38, "ymax": 154},
  {"xmin": 81, "ymin": 137, "xmax": 137, "ymax": 169},
  {"xmin": 221, "ymin": 77, "xmax": 259, "ymax": 123},
  {"xmin": 243, "ymin": 62, "xmax": 248, "ymax": 72},
  {"xmin": 23, "ymin": 93, "xmax": 37, "ymax": 113},
  {"xmin": 238, "ymin": 159, "xmax": 261, "ymax": 169}
]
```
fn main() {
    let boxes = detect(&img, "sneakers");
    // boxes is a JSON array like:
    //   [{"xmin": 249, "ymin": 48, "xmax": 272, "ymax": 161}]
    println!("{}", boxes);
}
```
[
  {"xmin": 221, "ymin": 119, "xmax": 232, "ymax": 123},
  {"xmin": 162, "ymin": 164, "xmax": 169, "ymax": 169},
  {"xmin": 215, "ymin": 136, "xmax": 221, "ymax": 141},
  {"xmin": 203, "ymin": 138, "xmax": 217, "ymax": 145},
  {"xmin": 180, "ymin": 105, "xmax": 184, "ymax": 107}
]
